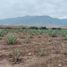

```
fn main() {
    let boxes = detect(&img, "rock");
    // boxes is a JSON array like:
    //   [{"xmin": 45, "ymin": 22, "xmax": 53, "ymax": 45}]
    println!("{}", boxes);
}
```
[
  {"xmin": 58, "ymin": 64, "xmax": 62, "ymax": 67},
  {"xmin": 28, "ymin": 52, "xmax": 32, "ymax": 56}
]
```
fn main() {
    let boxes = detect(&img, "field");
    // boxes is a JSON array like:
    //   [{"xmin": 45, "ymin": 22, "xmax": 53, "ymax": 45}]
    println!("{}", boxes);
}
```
[{"xmin": 0, "ymin": 27, "xmax": 67, "ymax": 67}]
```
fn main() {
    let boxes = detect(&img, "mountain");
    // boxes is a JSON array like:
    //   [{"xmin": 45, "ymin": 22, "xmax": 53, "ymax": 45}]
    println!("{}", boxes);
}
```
[{"xmin": 0, "ymin": 16, "xmax": 67, "ymax": 27}]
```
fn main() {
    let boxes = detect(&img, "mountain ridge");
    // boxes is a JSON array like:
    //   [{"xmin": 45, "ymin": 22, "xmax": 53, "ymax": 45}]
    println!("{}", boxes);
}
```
[{"xmin": 0, "ymin": 16, "xmax": 67, "ymax": 27}]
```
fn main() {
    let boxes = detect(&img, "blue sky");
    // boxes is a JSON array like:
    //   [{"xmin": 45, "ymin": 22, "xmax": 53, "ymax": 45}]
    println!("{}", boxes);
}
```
[{"xmin": 0, "ymin": 0, "xmax": 67, "ymax": 19}]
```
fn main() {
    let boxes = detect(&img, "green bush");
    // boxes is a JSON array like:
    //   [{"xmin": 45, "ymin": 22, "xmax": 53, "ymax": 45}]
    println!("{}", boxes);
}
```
[
  {"xmin": 7, "ymin": 33, "xmax": 17, "ymax": 45},
  {"xmin": 29, "ymin": 26, "xmax": 39, "ymax": 29},
  {"xmin": 64, "ymin": 35, "xmax": 67, "ymax": 40},
  {"xmin": 48, "ymin": 30, "xmax": 58, "ymax": 37},
  {"xmin": 51, "ymin": 27, "xmax": 61, "ymax": 30},
  {"xmin": 0, "ymin": 29, "xmax": 5, "ymax": 37},
  {"xmin": 40, "ymin": 27, "xmax": 47, "ymax": 30}
]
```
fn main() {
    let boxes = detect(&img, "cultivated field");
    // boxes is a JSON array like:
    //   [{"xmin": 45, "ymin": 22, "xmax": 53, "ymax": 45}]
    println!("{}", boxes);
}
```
[{"xmin": 0, "ymin": 26, "xmax": 67, "ymax": 67}]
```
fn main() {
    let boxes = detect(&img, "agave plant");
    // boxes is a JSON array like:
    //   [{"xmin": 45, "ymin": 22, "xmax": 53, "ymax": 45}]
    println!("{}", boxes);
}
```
[{"xmin": 7, "ymin": 33, "xmax": 17, "ymax": 45}]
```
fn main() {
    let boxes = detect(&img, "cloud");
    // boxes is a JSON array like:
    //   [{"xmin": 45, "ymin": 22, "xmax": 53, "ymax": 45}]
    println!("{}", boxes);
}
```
[{"xmin": 0, "ymin": 0, "xmax": 67, "ymax": 19}]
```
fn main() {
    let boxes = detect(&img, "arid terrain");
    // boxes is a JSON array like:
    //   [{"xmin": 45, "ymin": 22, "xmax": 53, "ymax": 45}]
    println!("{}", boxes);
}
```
[{"xmin": 0, "ymin": 27, "xmax": 67, "ymax": 67}]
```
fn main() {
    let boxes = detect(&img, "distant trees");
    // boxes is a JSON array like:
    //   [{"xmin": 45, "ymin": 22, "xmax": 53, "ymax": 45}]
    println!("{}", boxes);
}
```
[
  {"xmin": 40, "ymin": 27, "xmax": 48, "ymax": 30},
  {"xmin": 28, "ymin": 26, "xmax": 48, "ymax": 30},
  {"xmin": 28, "ymin": 26, "xmax": 39, "ymax": 29},
  {"xmin": 51, "ymin": 27, "xmax": 62, "ymax": 30}
]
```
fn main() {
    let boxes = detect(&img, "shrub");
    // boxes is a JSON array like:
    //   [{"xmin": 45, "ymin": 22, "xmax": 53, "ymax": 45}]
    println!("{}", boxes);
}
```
[
  {"xmin": 29, "ymin": 26, "xmax": 39, "ymax": 29},
  {"xmin": 7, "ymin": 33, "xmax": 17, "ymax": 45},
  {"xmin": 40, "ymin": 27, "xmax": 47, "ymax": 30},
  {"xmin": 51, "ymin": 27, "xmax": 61, "ymax": 30},
  {"xmin": 8, "ymin": 49, "xmax": 22, "ymax": 64},
  {"xmin": 64, "ymin": 35, "xmax": 67, "ymax": 40},
  {"xmin": 63, "ymin": 46, "xmax": 67, "ymax": 55},
  {"xmin": 37, "ymin": 48, "xmax": 45, "ymax": 56},
  {"xmin": 51, "ymin": 27, "xmax": 57, "ymax": 30},
  {"xmin": 0, "ymin": 29, "xmax": 5, "ymax": 37},
  {"xmin": 57, "ymin": 28, "xmax": 62, "ymax": 30},
  {"xmin": 48, "ymin": 30, "xmax": 58, "ymax": 37},
  {"xmin": 21, "ymin": 27, "xmax": 27, "ymax": 29},
  {"xmin": 37, "ymin": 48, "xmax": 49, "ymax": 56}
]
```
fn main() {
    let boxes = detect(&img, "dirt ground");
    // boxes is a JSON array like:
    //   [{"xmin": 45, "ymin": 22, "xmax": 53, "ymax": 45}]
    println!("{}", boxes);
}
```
[{"xmin": 0, "ymin": 32, "xmax": 67, "ymax": 67}]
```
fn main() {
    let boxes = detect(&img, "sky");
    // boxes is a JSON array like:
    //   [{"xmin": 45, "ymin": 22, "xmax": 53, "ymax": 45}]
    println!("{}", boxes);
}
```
[{"xmin": 0, "ymin": 0, "xmax": 67, "ymax": 19}]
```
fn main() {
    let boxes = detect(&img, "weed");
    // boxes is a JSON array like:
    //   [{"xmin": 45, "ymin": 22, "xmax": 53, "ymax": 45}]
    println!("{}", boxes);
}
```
[
  {"xmin": 63, "ymin": 46, "xmax": 67, "ymax": 55},
  {"xmin": 37, "ymin": 48, "xmax": 49, "ymax": 56}
]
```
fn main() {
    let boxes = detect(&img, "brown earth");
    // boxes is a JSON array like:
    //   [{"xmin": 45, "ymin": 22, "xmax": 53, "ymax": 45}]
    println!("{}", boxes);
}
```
[{"xmin": 0, "ymin": 32, "xmax": 67, "ymax": 67}]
